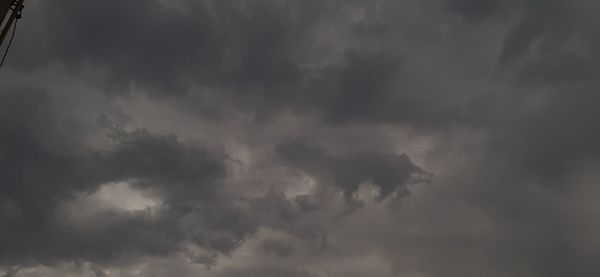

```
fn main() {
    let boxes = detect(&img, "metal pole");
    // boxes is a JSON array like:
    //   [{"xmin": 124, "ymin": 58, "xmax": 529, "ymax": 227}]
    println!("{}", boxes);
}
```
[
  {"xmin": 0, "ymin": 0, "xmax": 24, "ymax": 48},
  {"xmin": 0, "ymin": 0, "xmax": 13, "ymax": 24}
]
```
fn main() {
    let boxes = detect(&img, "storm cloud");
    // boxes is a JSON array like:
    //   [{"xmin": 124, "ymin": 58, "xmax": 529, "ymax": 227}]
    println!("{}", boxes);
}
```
[{"xmin": 2, "ymin": 0, "xmax": 600, "ymax": 276}]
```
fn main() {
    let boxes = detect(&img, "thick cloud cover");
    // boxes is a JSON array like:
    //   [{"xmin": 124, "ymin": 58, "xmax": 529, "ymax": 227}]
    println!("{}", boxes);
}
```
[
  {"xmin": 0, "ymin": 89, "xmax": 255, "ymax": 266},
  {"xmin": 2, "ymin": 0, "xmax": 600, "ymax": 276},
  {"xmin": 277, "ymin": 138, "xmax": 428, "ymax": 201}
]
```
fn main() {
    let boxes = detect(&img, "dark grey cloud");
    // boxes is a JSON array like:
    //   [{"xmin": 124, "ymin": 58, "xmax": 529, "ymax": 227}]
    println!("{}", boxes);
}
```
[
  {"xmin": 0, "ymin": 88, "xmax": 255, "ymax": 267},
  {"xmin": 0, "ymin": 88, "xmax": 97, "ymax": 230},
  {"xmin": 3, "ymin": 0, "xmax": 600, "ymax": 276},
  {"xmin": 277, "ymin": 139, "xmax": 429, "ymax": 202},
  {"xmin": 448, "ymin": 0, "xmax": 600, "ymax": 87},
  {"xmin": 91, "ymin": 268, "xmax": 106, "ymax": 277},
  {"xmin": 14, "ymin": 0, "xmax": 462, "ymax": 127},
  {"xmin": 217, "ymin": 266, "xmax": 316, "ymax": 277},
  {"xmin": 260, "ymin": 238, "xmax": 295, "ymax": 258},
  {"xmin": 16, "ymin": 0, "xmax": 323, "ymax": 95},
  {"xmin": 247, "ymin": 189, "xmax": 327, "ymax": 242},
  {"xmin": 443, "ymin": 0, "xmax": 502, "ymax": 20},
  {"xmin": 103, "ymin": 127, "xmax": 226, "ymax": 201}
]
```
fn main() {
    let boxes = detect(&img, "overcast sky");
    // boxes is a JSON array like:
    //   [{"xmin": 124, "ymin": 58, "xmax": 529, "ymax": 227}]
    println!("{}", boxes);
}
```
[{"xmin": 2, "ymin": 0, "xmax": 600, "ymax": 276}]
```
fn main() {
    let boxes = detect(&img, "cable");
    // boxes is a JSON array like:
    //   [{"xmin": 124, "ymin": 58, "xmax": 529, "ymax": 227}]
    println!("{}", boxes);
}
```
[{"xmin": 0, "ymin": 17, "xmax": 18, "ymax": 70}]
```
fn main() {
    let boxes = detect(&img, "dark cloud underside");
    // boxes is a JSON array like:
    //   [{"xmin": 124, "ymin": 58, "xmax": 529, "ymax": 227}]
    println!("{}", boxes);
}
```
[{"xmin": 2, "ymin": 0, "xmax": 600, "ymax": 276}]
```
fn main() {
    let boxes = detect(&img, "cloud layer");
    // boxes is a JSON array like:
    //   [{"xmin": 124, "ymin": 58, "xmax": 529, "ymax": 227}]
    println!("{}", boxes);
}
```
[{"xmin": 2, "ymin": 0, "xmax": 600, "ymax": 276}]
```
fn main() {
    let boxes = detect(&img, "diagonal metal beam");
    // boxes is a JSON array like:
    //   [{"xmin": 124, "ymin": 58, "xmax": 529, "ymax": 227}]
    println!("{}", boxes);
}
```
[{"xmin": 0, "ymin": 0, "xmax": 24, "ymax": 48}]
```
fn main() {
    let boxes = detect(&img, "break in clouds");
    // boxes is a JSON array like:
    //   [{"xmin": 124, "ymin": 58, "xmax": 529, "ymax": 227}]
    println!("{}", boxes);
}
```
[{"xmin": 2, "ymin": 0, "xmax": 600, "ymax": 276}]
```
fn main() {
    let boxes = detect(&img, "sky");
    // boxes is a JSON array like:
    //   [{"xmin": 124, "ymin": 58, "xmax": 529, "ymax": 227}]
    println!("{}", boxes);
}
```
[{"xmin": 1, "ymin": 0, "xmax": 600, "ymax": 276}]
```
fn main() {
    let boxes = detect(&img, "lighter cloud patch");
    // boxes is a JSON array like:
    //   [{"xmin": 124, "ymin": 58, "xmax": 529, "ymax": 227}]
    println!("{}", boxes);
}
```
[
  {"xmin": 284, "ymin": 174, "xmax": 317, "ymax": 199},
  {"xmin": 226, "ymin": 142, "xmax": 253, "ymax": 178},
  {"xmin": 60, "ymin": 181, "xmax": 163, "ymax": 224},
  {"xmin": 90, "ymin": 181, "xmax": 160, "ymax": 212}
]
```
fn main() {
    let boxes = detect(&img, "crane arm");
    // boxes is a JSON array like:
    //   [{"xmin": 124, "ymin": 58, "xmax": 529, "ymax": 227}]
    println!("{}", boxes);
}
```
[{"xmin": 0, "ymin": 0, "xmax": 24, "ymax": 48}]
